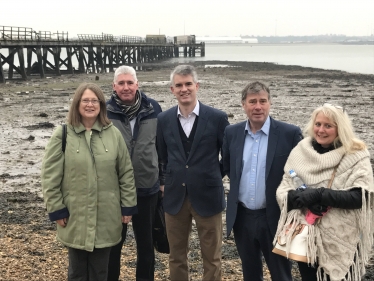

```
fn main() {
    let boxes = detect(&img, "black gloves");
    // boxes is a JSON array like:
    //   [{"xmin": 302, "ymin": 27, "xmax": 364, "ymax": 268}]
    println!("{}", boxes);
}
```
[
  {"xmin": 320, "ymin": 188, "xmax": 362, "ymax": 209},
  {"xmin": 307, "ymin": 188, "xmax": 363, "ymax": 214},
  {"xmin": 288, "ymin": 188, "xmax": 326, "ymax": 213},
  {"xmin": 287, "ymin": 189, "xmax": 304, "ymax": 211},
  {"xmin": 288, "ymin": 187, "xmax": 363, "ymax": 212},
  {"xmin": 308, "ymin": 203, "xmax": 328, "ymax": 216},
  {"xmin": 294, "ymin": 187, "xmax": 325, "ymax": 207}
]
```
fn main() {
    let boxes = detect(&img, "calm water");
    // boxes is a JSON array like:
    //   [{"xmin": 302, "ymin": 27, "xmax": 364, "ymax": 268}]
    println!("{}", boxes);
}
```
[
  {"xmin": 169, "ymin": 44, "xmax": 374, "ymax": 75},
  {"xmin": 1, "ymin": 43, "xmax": 373, "ymax": 75}
]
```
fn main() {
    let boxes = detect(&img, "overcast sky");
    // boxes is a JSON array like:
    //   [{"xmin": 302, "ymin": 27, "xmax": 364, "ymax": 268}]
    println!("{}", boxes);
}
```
[{"xmin": 2, "ymin": 0, "xmax": 373, "ymax": 38}]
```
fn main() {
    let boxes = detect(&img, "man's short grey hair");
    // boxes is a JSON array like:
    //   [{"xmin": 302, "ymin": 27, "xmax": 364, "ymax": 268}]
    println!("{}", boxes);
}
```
[
  {"xmin": 170, "ymin": 65, "xmax": 198, "ymax": 85},
  {"xmin": 241, "ymin": 81, "xmax": 271, "ymax": 102},
  {"xmin": 114, "ymin": 65, "xmax": 137, "ymax": 83}
]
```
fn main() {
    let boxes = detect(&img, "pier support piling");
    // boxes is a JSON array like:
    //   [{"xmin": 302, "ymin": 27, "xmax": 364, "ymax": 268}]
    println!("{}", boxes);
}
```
[
  {"xmin": 36, "ymin": 47, "xmax": 45, "ymax": 78},
  {"xmin": 0, "ymin": 55, "xmax": 5, "ymax": 83},
  {"xmin": 0, "ymin": 32, "xmax": 204, "ymax": 82},
  {"xmin": 17, "ymin": 46, "xmax": 27, "ymax": 80}
]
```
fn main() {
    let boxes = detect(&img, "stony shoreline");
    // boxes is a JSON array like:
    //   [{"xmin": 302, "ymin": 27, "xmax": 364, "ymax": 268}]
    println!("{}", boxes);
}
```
[{"xmin": 0, "ymin": 60, "xmax": 373, "ymax": 280}]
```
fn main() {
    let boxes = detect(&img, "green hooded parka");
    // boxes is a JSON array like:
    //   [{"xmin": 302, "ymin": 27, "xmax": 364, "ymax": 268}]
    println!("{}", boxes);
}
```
[{"xmin": 42, "ymin": 121, "xmax": 137, "ymax": 251}]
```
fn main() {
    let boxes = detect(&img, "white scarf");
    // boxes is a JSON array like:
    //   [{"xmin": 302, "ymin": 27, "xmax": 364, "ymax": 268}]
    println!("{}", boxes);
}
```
[{"xmin": 275, "ymin": 137, "xmax": 374, "ymax": 281}]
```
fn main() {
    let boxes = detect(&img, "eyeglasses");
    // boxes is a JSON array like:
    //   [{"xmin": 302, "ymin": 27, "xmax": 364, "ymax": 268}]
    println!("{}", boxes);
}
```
[
  {"xmin": 323, "ymin": 103, "xmax": 345, "ymax": 112},
  {"xmin": 81, "ymin": 99, "xmax": 100, "ymax": 105}
]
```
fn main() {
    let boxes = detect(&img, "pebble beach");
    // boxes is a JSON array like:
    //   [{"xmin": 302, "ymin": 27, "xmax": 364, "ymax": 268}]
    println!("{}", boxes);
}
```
[{"xmin": 0, "ymin": 60, "xmax": 373, "ymax": 280}]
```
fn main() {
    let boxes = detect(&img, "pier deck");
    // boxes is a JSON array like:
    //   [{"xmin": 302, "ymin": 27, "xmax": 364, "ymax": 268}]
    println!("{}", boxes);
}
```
[{"xmin": 0, "ymin": 26, "xmax": 205, "ymax": 82}]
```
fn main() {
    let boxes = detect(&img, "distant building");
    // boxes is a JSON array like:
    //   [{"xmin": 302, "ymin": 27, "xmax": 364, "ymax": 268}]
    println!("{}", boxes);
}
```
[
  {"xmin": 196, "ymin": 36, "xmax": 258, "ymax": 44},
  {"xmin": 242, "ymin": 38, "xmax": 258, "ymax": 44},
  {"xmin": 145, "ymin": 35, "xmax": 166, "ymax": 44},
  {"xmin": 174, "ymin": 35, "xmax": 196, "ymax": 44}
]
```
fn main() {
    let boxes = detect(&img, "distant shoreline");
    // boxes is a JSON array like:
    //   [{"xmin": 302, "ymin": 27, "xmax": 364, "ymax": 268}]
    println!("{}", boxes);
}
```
[
  {"xmin": 2, "ymin": 60, "xmax": 374, "ymax": 79},
  {"xmin": 200, "ymin": 41, "xmax": 374, "ymax": 45}
]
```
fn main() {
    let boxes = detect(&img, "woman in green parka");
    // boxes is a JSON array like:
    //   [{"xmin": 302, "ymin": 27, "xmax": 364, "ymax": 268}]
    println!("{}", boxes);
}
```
[{"xmin": 42, "ymin": 83, "xmax": 137, "ymax": 281}]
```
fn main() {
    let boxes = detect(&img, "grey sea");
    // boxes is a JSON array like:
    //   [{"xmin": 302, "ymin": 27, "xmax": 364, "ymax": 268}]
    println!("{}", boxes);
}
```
[
  {"xmin": 169, "ymin": 43, "xmax": 374, "ymax": 75},
  {"xmin": 1, "ymin": 43, "xmax": 373, "ymax": 75}
]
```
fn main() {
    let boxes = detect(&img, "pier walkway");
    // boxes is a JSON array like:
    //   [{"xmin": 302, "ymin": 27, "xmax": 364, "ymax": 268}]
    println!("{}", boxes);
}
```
[{"xmin": 0, "ymin": 26, "xmax": 205, "ymax": 83}]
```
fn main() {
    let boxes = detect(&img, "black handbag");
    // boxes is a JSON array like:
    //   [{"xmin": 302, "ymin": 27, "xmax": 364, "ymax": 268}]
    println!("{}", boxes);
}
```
[{"xmin": 153, "ymin": 193, "xmax": 170, "ymax": 254}]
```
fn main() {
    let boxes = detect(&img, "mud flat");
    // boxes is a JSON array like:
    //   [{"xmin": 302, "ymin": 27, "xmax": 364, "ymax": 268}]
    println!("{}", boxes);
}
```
[{"xmin": 0, "ymin": 61, "xmax": 373, "ymax": 280}]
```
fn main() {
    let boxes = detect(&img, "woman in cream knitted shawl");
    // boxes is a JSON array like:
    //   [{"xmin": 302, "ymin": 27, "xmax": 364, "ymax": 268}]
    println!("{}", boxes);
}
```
[{"xmin": 275, "ymin": 104, "xmax": 374, "ymax": 281}]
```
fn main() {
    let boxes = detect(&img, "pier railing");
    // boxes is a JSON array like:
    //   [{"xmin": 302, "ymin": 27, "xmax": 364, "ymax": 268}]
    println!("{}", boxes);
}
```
[
  {"xmin": 0, "ymin": 25, "xmax": 205, "ymax": 83},
  {"xmin": 0, "ymin": 26, "xmax": 69, "ymax": 42},
  {"xmin": 0, "ymin": 26, "xmax": 35, "ymax": 40},
  {"xmin": 77, "ymin": 33, "xmax": 114, "ymax": 42}
]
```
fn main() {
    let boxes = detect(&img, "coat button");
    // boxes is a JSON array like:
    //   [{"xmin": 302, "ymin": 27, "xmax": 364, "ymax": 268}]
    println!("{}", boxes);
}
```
[
  {"xmin": 185, "ymin": 165, "xmax": 189, "ymax": 168},
  {"xmin": 182, "ymin": 183, "xmax": 185, "ymax": 186}
]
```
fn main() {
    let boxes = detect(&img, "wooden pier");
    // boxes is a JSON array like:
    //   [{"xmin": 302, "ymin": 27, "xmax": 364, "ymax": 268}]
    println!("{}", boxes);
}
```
[{"xmin": 0, "ymin": 26, "xmax": 205, "ymax": 83}]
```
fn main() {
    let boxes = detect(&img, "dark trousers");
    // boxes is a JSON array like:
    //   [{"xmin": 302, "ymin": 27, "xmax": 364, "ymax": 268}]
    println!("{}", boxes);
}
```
[
  {"xmin": 233, "ymin": 204, "xmax": 292, "ymax": 281},
  {"xmin": 108, "ymin": 192, "xmax": 159, "ymax": 281},
  {"xmin": 297, "ymin": 262, "xmax": 322, "ymax": 281},
  {"xmin": 68, "ymin": 247, "xmax": 111, "ymax": 281},
  {"xmin": 298, "ymin": 261, "xmax": 358, "ymax": 281},
  {"xmin": 297, "ymin": 256, "xmax": 358, "ymax": 281}
]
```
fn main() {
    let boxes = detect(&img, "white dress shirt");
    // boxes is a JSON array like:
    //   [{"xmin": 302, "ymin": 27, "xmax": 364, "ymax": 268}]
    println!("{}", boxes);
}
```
[{"xmin": 177, "ymin": 101, "xmax": 200, "ymax": 137}]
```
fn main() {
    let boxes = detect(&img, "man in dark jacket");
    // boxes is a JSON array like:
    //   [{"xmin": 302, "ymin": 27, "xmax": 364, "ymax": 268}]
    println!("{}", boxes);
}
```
[
  {"xmin": 157, "ymin": 65, "xmax": 229, "ymax": 281},
  {"xmin": 222, "ymin": 81, "xmax": 302, "ymax": 281},
  {"xmin": 106, "ymin": 65, "xmax": 164, "ymax": 281}
]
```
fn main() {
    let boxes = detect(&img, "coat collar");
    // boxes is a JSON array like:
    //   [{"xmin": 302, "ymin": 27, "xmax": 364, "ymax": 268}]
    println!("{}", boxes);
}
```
[
  {"xmin": 187, "ymin": 102, "xmax": 209, "ymax": 162},
  {"xmin": 170, "ymin": 107, "xmax": 187, "ymax": 160},
  {"xmin": 236, "ymin": 121, "xmax": 247, "ymax": 181},
  {"xmin": 265, "ymin": 117, "xmax": 278, "ymax": 180},
  {"xmin": 72, "ymin": 120, "xmax": 111, "ymax": 134}
]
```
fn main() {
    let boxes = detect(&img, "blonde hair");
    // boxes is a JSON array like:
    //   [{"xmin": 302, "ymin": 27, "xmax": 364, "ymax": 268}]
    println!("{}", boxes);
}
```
[
  {"xmin": 304, "ymin": 104, "xmax": 366, "ymax": 153},
  {"xmin": 67, "ymin": 83, "xmax": 111, "ymax": 127}
]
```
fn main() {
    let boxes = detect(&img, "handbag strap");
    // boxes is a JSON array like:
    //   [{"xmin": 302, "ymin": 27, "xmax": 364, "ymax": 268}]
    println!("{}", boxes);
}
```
[
  {"xmin": 315, "ymin": 165, "xmax": 339, "ymax": 225},
  {"xmin": 326, "ymin": 166, "xmax": 338, "ymax": 189},
  {"xmin": 62, "ymin": 124, "xmax": 67, "ymax": 153}
]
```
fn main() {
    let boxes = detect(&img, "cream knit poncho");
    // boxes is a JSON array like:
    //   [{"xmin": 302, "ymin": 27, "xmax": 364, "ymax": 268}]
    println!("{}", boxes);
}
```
[{"xmin": 275, "ymin": 137, "xmax": 374, "ymax": 281}]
